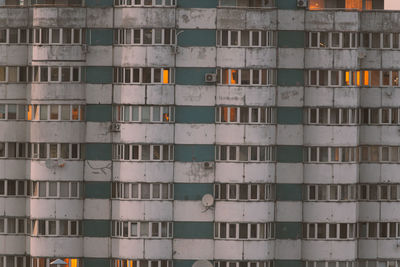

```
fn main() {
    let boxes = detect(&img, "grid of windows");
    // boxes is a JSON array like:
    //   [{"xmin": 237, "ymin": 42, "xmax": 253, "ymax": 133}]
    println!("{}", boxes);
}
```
[
  {"xmin": 304, "ymin": 261, "xmax": 356, "ymax": 267},
  {"xmin": 305, "ymin": 108, "xmax": 359, "ymax": 125},
  {"xmin": 113, "ymin": 67, "xmax": 174, "ymax": 84},
  {"xmin": 114, "ymin": 0, "xmax": 176, "ymax": 6},
  {"xmin": 215, "ymin": 106, "xmax": 275, "ymax": 124},
  {"xmin": 218, "ymin": 0, "xmax": 274, "ymax": 7},
  {"xmin": 112, "ymin": 260, "xmax": 173, "ymax": 267},
  {"xmin": 216, "ymin": 145, "xmax": 275, "ymax": 162},
  {"xmin": 0, "ymin": 180, "xmax": 29, "ymax": 197},
  {"xmin": 0, "ymin": 143, "xmax": 84, "ymax": 159},
  {"xmin": 111, "ymin": 182, "xmax": 173, "ymax": 200},
  {"xmin": 358, "ymin": 260, "xmax": 400, "ymax": 267},
  {"xmin": 302, "ymin": 223, "xmax": 356, "ymax": 240},
  {"xmin": 217, "ymin": 30, "xmax": 276, "ymax": 47},
  {"xmin": 113, "ymin": 105, "xmax": 174, "ymax": 123},
  {"xmin": 0, "ymin": 256, "xmax": 30, "ymax": 267},
  {"xmin": 0, "ymin": 217, "xmax": 30, "ymax": 234},
  {"xmin": 111, "ymin": 221, "xmax": 173, "ymax": 238},
  {"xmin": 114, "ymin": 29, "xmax": 176, "ymax": 45},
  {"xmin": 306, "ymin": 70, "xmax": 400, "ymax": 87},
  {"xmin": 218, "ymin": 69, "xmax": 275, "ymax": 85},
  {"xmin": 305, "ymin": 184, "xmax": 357, "ymax": 201},
  {"xmin": 214, "ymin": 222, "xmax": 274, "ymax": 240},
  {"xmin": 214, "ymin": 261, "xmax": 274, "ymax": 267},
  {"xmin": 32, "ymin": 258, "xmax": 82, "ymax": 267},
  {"xmin": 0, "ymin": 28, "xmax": 84, "ymax": 44},
  {"xmin": 31, "ymin": 219, "xmax": 81, "ymax": 236},
  {"xmin": 113, "ymin": 144, "xmax": 173, "ymax": 161},
  {"xmin": 0, "ymin": 104, "xmax": 85, "ymax": 121},
  {"xmin": 358, "ymin": 184, "xmax": 400, "ymax": 201},
  {"xmin": 214, "ymin": 183, "xmax": 274, "ymax": 201},
  {"xmin": 0, "ymin": 66, "xmax": 81, "ymax": 83},
  {"xmin": 31, "ymin": 181, "xmax": 82, "ymax": 198}
]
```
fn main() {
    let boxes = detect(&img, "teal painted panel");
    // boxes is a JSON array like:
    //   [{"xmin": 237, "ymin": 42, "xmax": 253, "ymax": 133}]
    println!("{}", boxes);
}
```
[
  {"xmin": 86, "ymin": 104, "xmax": 112, "ymax": 122},
  {"xmin": 277, "ymin": 146, "xmax": 303, "ymax": 163},
  {"xmin": 178, "ymin": 0, "xmax": 217, "ymax": 8},
  {"xmin": 88, "ymin": 29, "xmax": 113, "ymax": 45},
  {"xmin": 86, "ymin": 66, "xmax": 113, "ymax": 84},
  {"xmin": 277, "ymin": 69, "xmax": 304, "ymax": 86},
  {"xmin": 83, "ymin": 258, "xmax": 111, "ymax": 267},
  {"xmin": 83, "ymin": 220, "xmax": 110, "ymax": 237},
  {"xmin": 278, "ymin": 31, "xmax": 305, "ymax": 48},
  {"xmin": 174, "ymin": 183, "xmax": 213, "ymax": 200},
  {"xmin": 174, "ymin": 222, "xmax": 214, "ymax": 239},
  {"xmin": 175, "ymin": 106, "xmax": 215, "ymax": 123},
  {"xmin": 275, "ymin": 260, "xmax": 303, "ymax": 267},
  {"xmin": 276, "ymin": 0, "xmax": 298, "ymax": 9},
  {"xmin": 276, "ymin": 222, "xmax": 302, "ymax": 239},
  {"xmin": 175, "ymin": 68, "xmax": 216, "ymax": 85},
  {"xmin": 85, "ymin": 0, "xmax": 113, "ymax": 6},
  {"xmin": 277, "ymin": 107, "xmax": 303, "ymax": 124},
  {"xmin": 175, "ymin": 144, "xmax": 215, "ymax": 162},
  {"xmin": 174, "ymin": 261, "xmax": 198, "ymax": 267},
  {"xmin": 85, "ymin": 181, "xmax": 111, "ymax": 199},
  {"xmin": 178, "ymin": 30, "xmax": 216, "ymax": 47},
  {"xmin": 86, "ymin": 143, "xmax": 112, "ymax": 161},
  {"xmin": 276, "ymin": 184, "xmax": 302, "ymax": 201}
]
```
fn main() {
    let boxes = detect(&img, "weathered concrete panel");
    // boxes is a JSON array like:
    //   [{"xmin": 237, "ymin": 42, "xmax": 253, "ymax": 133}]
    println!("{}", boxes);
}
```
[
  {"xmin": 177, "ymin": 8, "xmax": 216, "ymax": 29},
  {"xmin": 216, "ymin": 86, "xmax": 276, "ymax": 106},
  {"xmin": 176, "ymin": 47, "xmax": 216, "ymax": 68},
  {"xmin": 29, "ymin": 84, "xmax": 86, "ymax": 101},
  {"xmin": 0, "ymin": 46, "xmax": 28, "ymax": 65},
  {"xmin": 302, "ymin": 241, "xmax": 357, "ymax": 260},
  {"xmin": 277, "ymin": 10, "xmax": 304, "ymax": 31},
  {"xmin": 175, "ymin": 85, "xmax": 216, "ymax": 106},
  {"xmin": 304, "ymin": 126, "xmax": 358, "ymax": 146},
  {"xmin": 303, "ymin": 202, "xmax": 357, "ymax": 222},
  {"xmin": 305, "ymin": 11, "xmax": 334, "ymax": 31},
  {"xmin": 86, "ymin": 8, "xmax": 113, "ymax": 28},
  {"xmin": 114, "ymin": 8, "xmax": 175, "ymax": 28},
  {"xmin": 29, "ymin": 46, "xmax": 85, "ymax": 61},
  {"xmin": 279, "ymin": 48, "xmax": 304, "ymax": 69}
]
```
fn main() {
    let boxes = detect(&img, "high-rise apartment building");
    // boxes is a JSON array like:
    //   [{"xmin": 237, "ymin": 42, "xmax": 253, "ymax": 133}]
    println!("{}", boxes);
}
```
[{"xmin": 0, "ymin": 0, "xmax": 399, "ymax": 266}]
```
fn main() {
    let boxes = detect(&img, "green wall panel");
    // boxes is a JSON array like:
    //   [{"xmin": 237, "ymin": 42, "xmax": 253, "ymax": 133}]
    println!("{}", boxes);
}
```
[
  {"xmin": 276, "ymin": 0, "xmax": 299, "ymax": 9},
  {"xmin": 178, "ymin": 30, "xmax": 216, "ymax": 47},
  {"xmin": 174, "ymin": 222, "xmax": 214, "ymax": 239},
  {"xmin": 175, "ymin": 145, "xmax": 215, "ymax": 162},
  {"xmin": 86, "ymin": 66, "xmax": 113, "ymax": 84},
  {"xmin": 88, "ymin": 29, "xmax": 113, "ymax": 45},
  {"xmin": 278, "ymin": 31, "xmax": 305, "ymax": 48},
  {"xmin": 177, "ymin": 0, "xmax": 217, "ymax": 8},
  {"xmin": 275, "ymin": 260, "xmax": 303, "ymax": 267},
  {"xmin": 85, "ymin": 181, "xmax": 111, "ymax": 199},
  {"xmin": 276, "ymin": 184, "xmax": 302, "ymax": 201},
  {"xmin": 277, "ymin": 69, "xmax": 304, "ymax": 86},
  {"xmin": 83, "ymin": 258, "xmax": 111, "ymax": 267},
  {"xmin": 277, "ymin": 107, "xmax": 303, "ymax": 124},
  {"xmin": 85, "ymin": 0, "xmax": 113, "ymax": 6},
  {"xmin": 86, "ymin": 143, "xmax": 112, "ymax": 161},
  {"xmin": 277, "ymin": 146, "xmax": 303, "ymax": 163},
  {"xmin": 276, "ymin": 222, "xmax": 302, "ymax": 239},
  {"xmin": 83, "ymin": 220, "xmax": 110, "ymax": 237},
  {"xmin": 174, "ymin": 261, "xmax": 198, "ymax": 267},
  {"xmin": 86, "ymin": 104, "xmax": 112, "ymax": 122},
  {"xmin": 174, "ymin": 183, "xmax": 213, "ymax": 200},
  {"xmin": 175, "ymin": 68, "xmax": 216, "ymax": 85},
  {"xmin": 175, "ymin": 106, "xmax": 215, "ymax": 123}
]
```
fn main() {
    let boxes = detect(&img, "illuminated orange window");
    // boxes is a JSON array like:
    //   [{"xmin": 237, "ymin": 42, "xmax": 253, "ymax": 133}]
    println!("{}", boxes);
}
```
[
  {"xmin": 353, "ymin": 71, "xmax": 360, "ymax": 86},
  {"xmin": 27, "ymin": 105, "xmax": 32, "ymax": 120},
  {"xmin": 163, "ymin": 69, "xmax": 169, "ymax": 84},
  {"xmin": 365, "ymin": 0, "xmax": 372, "ymax": 9},
  {"xmin": 70, "ymin": 259, "xmax": 78, "ymax": 267},
  {"xmin": 72, "ymin": 105, "xmax": 79, "ymax": 120},
  {"xmin": 231, "ymin": 70, "xmax": 237, "ymax": 84},
  {"xmin": 309, "ymin": 0, "xmax": 324, "ymax": 10},
  {"xmin": 230, "ymin": 107, "xmax": 237, "ymax": 122},
  {"xmin": 221, "ymin": 107, "xmax": 228, "ymax": 122},
  {"xmin": 363, "ymin": 71, "xmax": 369, "ymax": 86},
  {"xmin": 345, "ymin": 0, "xmax": 362, "ymax": 10},
  {"xmin": 345, "ymin": 71, "xmax": 350, "ymax": 86}
]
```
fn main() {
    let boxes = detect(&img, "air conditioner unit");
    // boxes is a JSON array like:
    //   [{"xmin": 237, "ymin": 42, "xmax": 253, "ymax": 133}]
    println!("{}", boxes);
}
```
[
  {"xmin": 203, "ymin": 161, "xmax": 214, "ymax": 169},
  {"xmin": 110, "ymin": 123, "xmax": 121, "ymax": 132},
  {"xmin": 204, "ymin": 73, "xmax": 217, "ymax": 83},
  {"xmin": 297, "ymin": 0, "xmax": 307, "ymax": 7}
]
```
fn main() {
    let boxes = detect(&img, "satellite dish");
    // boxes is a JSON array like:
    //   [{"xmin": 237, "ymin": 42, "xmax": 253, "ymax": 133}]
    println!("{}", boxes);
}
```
[
  {"xmin": 201, "ymin": 194, "xmax": 214, "ymax": 207},
  {"xmin": 192, "ymin": 261, "xmax": 213, "ymax": 267},
  {"xmin": 50, "ymin": 259, "xmax": 67, "ymax": 265}
]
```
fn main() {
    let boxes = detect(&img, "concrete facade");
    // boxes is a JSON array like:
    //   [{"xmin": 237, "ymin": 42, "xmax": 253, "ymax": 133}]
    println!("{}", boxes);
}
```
[{"xmin": 0, "ymin": 0, "xmax": 399, "ymax": 266}]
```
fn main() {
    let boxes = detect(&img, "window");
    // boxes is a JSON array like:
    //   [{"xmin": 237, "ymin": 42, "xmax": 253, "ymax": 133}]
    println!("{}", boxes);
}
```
[
  {"xmin": 305, "ymin": 147, "xmax": 360, "ymax": 163},
  {"xmin": 216, "ymin": 106, "xmax": 275, "ymax": 124},
  {"xmin": 113, "ymin": 144, "xmax": 173, "ymax": 161},
  {"xmin": 218, "ymin": 69, "xmax": 275, "ymax": 85},
  {"xmin": 114, "ymin": 28, "xmax": 175, "ymax": 45},
  {"xmin": 307, "ymin": 32, "xmax": 357, "ymax": 49},
  {"xmin": 112, "ymin": 182, "xmax": 173, "ymax": 200},
  {"xmin": 303, "ymin": 223, "xmax": 356, "ymax": 240},
  {"xmin": 30, "ymin": 181, "xmax": 82, "ymax": 198},
  {"xmin": 305, "ymin": 184, "xmax": 356, "ymax": 201},
  {"xmin": 214, "ymin": 222, "xmax": 274, "ymax": 239},
  {"xmin": 214, "ymin": 262, "xmax": 274, "ymax": 267},
  {"xmin": 31, "ymin": 258, "xmax": 82, "ymax": 267},
  {"xmin": 218, "ymin": 0, "xmax": 274, "ymax": 7},
  {"xmin": 111, "ymin": 221, "xmax": 173, "ymax": 238},
  {"xmin": 215, "ymin": 184, "xmax": 274, "ymax": 201},
  {"xmin": 113, "ymin": 260, "xmax": 172, "ymax": 267},
  {"xmin": 217, "ymin": 30, "xmax": 275, "ymax": 47},
  {"xmin": 216, "ymin": 145, "xmax": 275, "ymax": 162},
  {"xmin": 114, "ymin": 0, "xmax": 175, "ymax": 6},
  {"xmin": 31, "ymin": 219, "xmax": 81, "ymax": 236},
  {"xmin": 114, "ymin": 105, "xmax": 174, "ymax": 123},
  {"xmin": 304, "ymin": 261, "xmax": 356, "ymax": 267},
  {"xmin": 114, "ymin": 67, "xmax": 174, "ymax": 84}
]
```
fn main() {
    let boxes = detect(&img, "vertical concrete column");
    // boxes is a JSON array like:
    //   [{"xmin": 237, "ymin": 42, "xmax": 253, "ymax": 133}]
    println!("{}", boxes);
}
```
[
  {"xmin": 276, "ymin": 1, "xmax": 305, "ymax": 266},
  {"xmin": 173, "ymin": 1, "xmax": 217, "ymax": 266}
]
